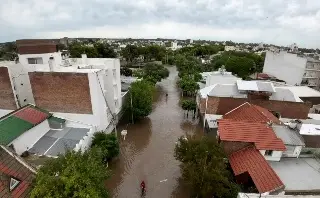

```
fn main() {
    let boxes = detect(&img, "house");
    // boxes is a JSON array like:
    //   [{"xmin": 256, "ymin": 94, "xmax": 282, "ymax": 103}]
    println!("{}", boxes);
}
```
[
  {"xmin": 0, "ymin": 145, "xmax": 37, "ymax": 198},
  {"xmin": 0, "ymin": 39, "xmax": 122, "ymax": 132},
  {"xmin": 201, "ymin": 68, "xmax": 241, "ymax": 87},
  {"xmin": 218, "ymin": 102, "xmax": 320, "ymax": 195},
  {"xmin": 198, "ymin": 80, "xmax": 311, "ymax": 120},
  {"xmin": 0, "ymin": 104, "xmax": 95, "ymax": 157},
  {"xmin": 263, "ymin": 51, "xmax": 320, "ymax": 89}
]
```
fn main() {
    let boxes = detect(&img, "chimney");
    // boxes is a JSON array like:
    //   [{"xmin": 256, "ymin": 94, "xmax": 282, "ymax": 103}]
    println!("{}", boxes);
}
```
[
  {"xmin": 81, "ymin": 54, "xmax": 87, "ymax": 65},
  {"xmin": 48, "ymin": 56, "xmax": 54, "ymax": 71}
]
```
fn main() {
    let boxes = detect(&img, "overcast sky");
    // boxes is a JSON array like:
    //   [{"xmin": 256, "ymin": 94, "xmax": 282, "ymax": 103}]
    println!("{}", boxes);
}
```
[{"xmin": 1, "ymin": 0, "xmax": 320, "ymax": 48}]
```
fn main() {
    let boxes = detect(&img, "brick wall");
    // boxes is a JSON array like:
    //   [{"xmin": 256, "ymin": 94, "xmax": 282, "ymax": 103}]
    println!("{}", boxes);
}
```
[
  {"xmin": 302, "ymin": 135, "xmax": 320, "ymax": 148},
  {"xmin": 221, "ymin": 141, "xmax": 253, "ymax": 155},
  {"xmin": 202, "ymin": 96, "xmax": 311, "ymax": 119},
  {"xmin": 199, "ymin": 97, "xmax": 220, "ymax": 114},
  {"xmin": 0, "ymin": 67, "xmax": 16, "ymax": 110},
  {"xmin": 18, "ymin": 45, "xmax": 57, "ymax": 54},
  {"xmin": 29, "ymin": 72, "xmax": 92, "ymax": 114}
]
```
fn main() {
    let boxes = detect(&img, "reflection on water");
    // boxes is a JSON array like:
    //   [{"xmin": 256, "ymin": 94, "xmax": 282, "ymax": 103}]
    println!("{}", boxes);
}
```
[{"xmin": 107, "ymin": 66, "xmax": 203, "ymax": 198}]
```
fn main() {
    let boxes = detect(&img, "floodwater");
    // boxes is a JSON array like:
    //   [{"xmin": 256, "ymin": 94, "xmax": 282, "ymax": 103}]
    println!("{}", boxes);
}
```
[{"xmin": 107, "ymin": 66, "xmax": 203, "ymax": 198}]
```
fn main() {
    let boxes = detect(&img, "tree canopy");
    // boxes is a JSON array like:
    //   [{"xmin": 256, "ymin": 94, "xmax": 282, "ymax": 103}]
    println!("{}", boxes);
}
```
[
  {"xmin": 143, "ymin": 63, "xmax": 169, "ymax": 84},
  {"xmin": 129, "ymin": 80, "xmax": 154, "ymax": 119},
  {"xmin": 69, "ymin": 42, "xmax": 116, "ymax": 58},
  {"xmin": 178, "ymin": 76, "xmax": 200, "ymax": 96},
  {"xmin": 91, "ymin": 132, "xmax": 120, "ymax": 162},
  {"xmin": 31, "ymin": 149, "xmax": 110, "ymax": 198},
  {"xmin": 174, "ymin": 136, "xmax": 240, "ymax": 198}
]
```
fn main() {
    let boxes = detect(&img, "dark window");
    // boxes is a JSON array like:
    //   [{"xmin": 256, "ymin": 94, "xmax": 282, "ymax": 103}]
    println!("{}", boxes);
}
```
[
  {"xmin": 27, "ymin": 57, "xmax": 43, "ymax": 64},
  {"xmin": 265, "ymin": 150, "xmax": 273, "ymax": 156}
]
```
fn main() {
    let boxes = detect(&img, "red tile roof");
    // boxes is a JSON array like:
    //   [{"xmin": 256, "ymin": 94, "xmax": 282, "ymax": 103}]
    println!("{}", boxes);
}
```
[
  {"xmin": 224, "ymin": 102, "xmax": 281, "ymax": 124},
  {"xmin": 0, "ymin": 146, "xmax": 36, "ymax": 198},
  {"xmin": 13, "ymin": 106, "xmax": 50, "ymax": 125},
  {"xmin": 218, "ymin": 119, "xmax": 286, "ymax": 151},
  {"xmin": 229, "ymin": 147, "xmax": 284, "ymax": 193}
]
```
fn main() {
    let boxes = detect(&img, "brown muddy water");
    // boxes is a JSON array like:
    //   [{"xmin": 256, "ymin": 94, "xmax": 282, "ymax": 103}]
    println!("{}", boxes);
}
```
[{"xmin": 107, "ymin": 66, "xmax": 204, "ymax": 198}]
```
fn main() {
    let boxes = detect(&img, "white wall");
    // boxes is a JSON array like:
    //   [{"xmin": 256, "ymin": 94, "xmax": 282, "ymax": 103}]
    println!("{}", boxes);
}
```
[
  {"xmin": 0, "ymin": 109, "xmax": 13, "ymax": 117},
  {"xmin": 260, "ymin": 150, "xmax": 283, "ymax": 161},
  {"xmin": 18, "ymin": 52, "xmax": 63, "ymax": 72},
  {"xmin": 88, "ymin": 72, "xmax": 113, "ymax": 131},
  {"xmin": 206, "ymin": 76, "xmax": 241, "ymax": 87},
  {"xmin": 7, "ymin": 63, "xmax": 35, "ymax": 107},
  {"xmin": 283, "ymin": 145, "xmax": 302, "ymax": 157},
  {"xmin": 10, "ymin": 120, "xmax": 50, "ymax": 155},
  {"xmin": 263, "ymin": 51, "xmax": 307, "ymax": 85}
]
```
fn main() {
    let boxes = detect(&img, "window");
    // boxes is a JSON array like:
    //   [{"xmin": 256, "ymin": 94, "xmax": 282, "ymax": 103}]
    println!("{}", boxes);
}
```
[
  {"xmin": 27, "ymin": 57, "xmax": 43, "ymax": 64},
  {"xmin": 265, "ymin": 150, "xmax": 273, "ymax": 156},
  {"xmin": 9, "ymin": 178, "xmax": 20, "ymax": 191}
]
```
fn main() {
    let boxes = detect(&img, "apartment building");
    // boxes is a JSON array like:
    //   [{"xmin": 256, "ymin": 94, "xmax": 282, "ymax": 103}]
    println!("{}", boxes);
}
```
[
  {"xmin": 263, "ymin": 51, "xmax": 320, "ymax": 89},
  {"xmin": 0, "ymin": 39, "xmax": 122, "ymax": 132}
]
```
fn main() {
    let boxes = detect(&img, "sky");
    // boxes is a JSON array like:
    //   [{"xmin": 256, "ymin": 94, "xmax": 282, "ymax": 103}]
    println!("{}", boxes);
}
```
[{"xmin": 1, "ymin": 0, "xmax": 320, "ymax": 48}]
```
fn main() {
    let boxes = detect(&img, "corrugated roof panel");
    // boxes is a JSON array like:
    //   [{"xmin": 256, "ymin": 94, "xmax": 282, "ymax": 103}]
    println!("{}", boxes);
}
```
[{"xmin": 0, "ymin": 117, "xmax": 34, "ymax": 145}]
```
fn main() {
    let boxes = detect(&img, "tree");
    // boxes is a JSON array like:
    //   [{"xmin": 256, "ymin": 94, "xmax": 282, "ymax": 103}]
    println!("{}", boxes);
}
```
[
  {"xmin": 91, "ymin": 132, "xmax": 120, "ymax": 162},
  {"xmin": 120, "ymin": 67, "xmax": 133, "ymax": 76},
  {"xmin": 129, "ymin": 80, "xmax": 154, "ymax": 119},
  {"xmin": 31, "ymin": 149, "xmax": 110, "ymax": 198},
  {"xmin": 174, "ymin": 136, "xmax": 240, "ymax": 198},
  {"xmin": 94, "ymin": 43, "xmax": 117, "ymax": 58},
  {"xmin": 122, "ymin": 45, "xmax": 139, "ymax": 63},
  {"xmin": 225, "ymin": 56, "xmax": 255, "ymax": 78},
  {"xmin": 178, "ymin": 76, "xmax": 200, "ymax": 96},
  {"xmin": 143, "ymin": 63, "xmax": 169, "ymax": 84},
  {"xmin": 181, "ymin": 99, "xmax": 197, "ymax": 117}
]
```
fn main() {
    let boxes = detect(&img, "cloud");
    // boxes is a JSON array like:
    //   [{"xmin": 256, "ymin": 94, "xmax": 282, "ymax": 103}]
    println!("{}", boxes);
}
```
[{"xmin": 0, "ymin": 0, "xmax": 320, "ymax": 48}]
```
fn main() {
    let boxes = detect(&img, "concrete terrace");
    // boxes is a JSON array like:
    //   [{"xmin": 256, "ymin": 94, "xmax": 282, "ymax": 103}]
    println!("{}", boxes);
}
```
[{"xmin": 269, "ymin": 157, "xmax": 320, "ymax": 192}]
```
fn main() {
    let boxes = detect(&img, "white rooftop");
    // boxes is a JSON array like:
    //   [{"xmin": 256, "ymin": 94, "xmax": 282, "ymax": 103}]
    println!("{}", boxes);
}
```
[
  {"xmin": 278, "ymin": 86, "xmax": 320, "ymax": 97},
  {"xmin": 269, "ymin": 158, "xmax": 320, "ymax": 191},
  {"xmin": 299, "ymin": 124, "xmax": 320, "ymax": 135},
  {"xmin": 308, "ymin": 114, "xmax": 320, "ymax": 120},
  {"xmin": 199, "ymin": 83, "xmax": 302, "ymax": 102},
  {"xmin": 236, "ymin": 80, "xmax": 276, "ymax": 93}
]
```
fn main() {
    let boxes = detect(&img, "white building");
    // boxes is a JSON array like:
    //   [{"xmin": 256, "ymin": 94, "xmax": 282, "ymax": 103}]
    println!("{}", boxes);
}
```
[
  {"xmin": 0, "ymin": 40, "xmax": 122, "ymax": 132},
  {"xmin": 202, "ymin": 68, "xmax": 241, "ymax": 87},
  {"xmin": 263, "ymin": 51, "xmax": 320, "ymax": 89},
  {"xmin": 289, "ymin": 43, "xmax": 299, "ymax": 53},
  {"xmin": 171, "ymin": 41, "xmax": 179, "ymax": 51},
  {"xmin": 224, "ymin": 46, "xmax": 236, "ymax": 51}
]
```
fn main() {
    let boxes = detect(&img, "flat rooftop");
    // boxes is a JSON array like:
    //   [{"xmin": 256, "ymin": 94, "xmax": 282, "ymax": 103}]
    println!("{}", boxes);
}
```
[
  {"xmin": 269, "ymin": 158, "xmax": 320, "ymax": 191},
  {"xmin": 29, "ymin": 127, "xmax": 90, "ymax": 156}
]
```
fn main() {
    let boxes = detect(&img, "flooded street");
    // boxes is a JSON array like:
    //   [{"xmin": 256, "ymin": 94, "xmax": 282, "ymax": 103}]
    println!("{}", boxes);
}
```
[{"xmin": 107, "ymin": 66, "xmax": 203, "ymax": 198}]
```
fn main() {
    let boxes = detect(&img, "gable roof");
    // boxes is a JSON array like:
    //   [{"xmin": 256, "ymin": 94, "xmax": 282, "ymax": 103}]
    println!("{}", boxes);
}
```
[
  {"xmin": 229, "ymin": 147, "xmax": 284, "ymax": 193},
  {"xmin": 224, "ymin": 102, "xmax": 281, "ymax": 124},
  {"xmin": 0, "ymin": 105, "xmax": 51, "ymax": 145},
  {"xmin": 0, "ymin": 146, "xmax": 36, "ymax": 198},
  {"xmin": 218, "ymin": 119, "xmax": 286, "ymax": 151}
]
